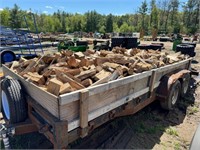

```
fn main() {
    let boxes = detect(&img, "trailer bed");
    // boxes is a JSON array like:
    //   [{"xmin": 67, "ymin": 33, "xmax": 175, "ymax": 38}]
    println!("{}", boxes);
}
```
[{"xmin": 2, "ymin": 58, "xmax": 191, "ymax": 132}]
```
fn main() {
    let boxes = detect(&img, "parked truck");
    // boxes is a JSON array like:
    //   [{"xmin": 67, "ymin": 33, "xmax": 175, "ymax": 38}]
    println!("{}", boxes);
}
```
[{"xmin": 0, "ymin": 57, "xmax": 193, "ymax": 148}]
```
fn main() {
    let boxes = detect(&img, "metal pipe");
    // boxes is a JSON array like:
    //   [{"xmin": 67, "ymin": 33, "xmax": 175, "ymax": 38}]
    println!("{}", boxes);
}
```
[{"xmin": 32, "ymin": 13, "xmax": 44, "ymax": 54}]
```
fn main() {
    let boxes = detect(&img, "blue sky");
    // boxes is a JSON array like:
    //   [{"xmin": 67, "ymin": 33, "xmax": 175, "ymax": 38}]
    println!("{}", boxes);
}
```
[{"xmin": 0, "ymin": 0, "xmax": 187, "ymax": 15}]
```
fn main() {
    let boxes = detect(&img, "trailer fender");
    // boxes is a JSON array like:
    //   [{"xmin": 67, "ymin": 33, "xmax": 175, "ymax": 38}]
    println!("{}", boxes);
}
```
[{"xmin": 156, "ymin": 69, "xmax": 190, "ymax": 100}]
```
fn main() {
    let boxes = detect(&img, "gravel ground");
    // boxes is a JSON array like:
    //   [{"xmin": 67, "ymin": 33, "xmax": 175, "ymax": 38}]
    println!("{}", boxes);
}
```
[{"xmin": 0, "ymin": 41, "xmax": 200, "ymax": 149}]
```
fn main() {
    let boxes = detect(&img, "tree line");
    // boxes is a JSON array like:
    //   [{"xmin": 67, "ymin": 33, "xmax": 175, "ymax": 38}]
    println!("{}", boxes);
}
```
[{"xmin": 0, "ymin": 0, "xmax": 199, "ymax": 36}]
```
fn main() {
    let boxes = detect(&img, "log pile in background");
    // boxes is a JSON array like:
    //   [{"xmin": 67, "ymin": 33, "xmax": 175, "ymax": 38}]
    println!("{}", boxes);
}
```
[{"xmin": 9, "ymin": 47, "xmax": 189, "ymax": 96}]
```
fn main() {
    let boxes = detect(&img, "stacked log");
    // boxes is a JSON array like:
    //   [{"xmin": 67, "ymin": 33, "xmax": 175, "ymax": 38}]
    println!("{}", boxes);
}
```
[{"xmin": 9, "ymin": 47, "xmax": 189, "ymax": 96}]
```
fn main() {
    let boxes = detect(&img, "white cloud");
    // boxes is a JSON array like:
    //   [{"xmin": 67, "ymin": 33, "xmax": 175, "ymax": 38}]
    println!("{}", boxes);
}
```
[
  {"xmin": 45, "ymin": 6, "xmax": 53, "ymax": 9},
  {"xmin": 43, "ymin": 11, "xmax": 48, "ymax": 14},
  {"xmin": 0, "ymin": 8, "xmax": 3, "ymax": 11}
]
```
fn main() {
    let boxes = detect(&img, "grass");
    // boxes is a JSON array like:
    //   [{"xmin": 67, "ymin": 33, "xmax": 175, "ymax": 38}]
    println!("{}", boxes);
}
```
[
  {"xmin": 174, "ymin": 142, "xmax": 181, "ymax": 150},
  {"xmin": 165, "ymin": 126, "xmax": 178, "ymax": 136},
  {"xmin": 187, "ymin": 105, "xmax": 199, "ymax": 115}
]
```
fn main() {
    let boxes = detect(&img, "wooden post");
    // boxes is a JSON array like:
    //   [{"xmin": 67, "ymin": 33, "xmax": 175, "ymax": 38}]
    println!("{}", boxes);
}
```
[
  {"xmin": 149, "ymin": 70, "xmax": 157, "ymax": 97},
  {"xmin": 80, "ymin": 90, "xmax": 89, "ymax": 138}
]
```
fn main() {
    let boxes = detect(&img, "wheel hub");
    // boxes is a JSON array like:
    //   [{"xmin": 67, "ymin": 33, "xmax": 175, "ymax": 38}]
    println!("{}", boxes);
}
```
[{"xmin": 1, "ymin": 91, "xmax": 10, "ymax": 120}]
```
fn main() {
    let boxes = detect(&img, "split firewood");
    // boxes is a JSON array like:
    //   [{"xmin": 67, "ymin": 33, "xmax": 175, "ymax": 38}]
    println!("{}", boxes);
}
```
[
  {"xmin": 74, "ymin": 52, "xmax": 85, "ymax": 59},
  {"xmin": 42, "ymin": 55, "xmax": 55, "ymax": 64},
  {"xmin": 95, "ymin": 57, "xmax": 111, "ymax": 66},
  {"xmin": 91, "ymin": 69, "xmax": 119, "ymax": 86},
  {"xmin": 100, "ymin": 50, "xmax": 113, "ymax": 57},
  {"xmin": 57, "ymin": 73, "xmax": 85, "ymax": 90},
  {"xmin": 47, "ymin": 78, "xmax": 63, "ymax": 96},
  {"xmin": 50, "ymin": 66, "xmax": 81, "ymax": 76},
  {"xmin": 55, "ymin": 69, "xmax": 82, "ymax": 83},
  {"xmin": 10, "ymin": 61, "xmax": 19, "ymax": 70},
  {"xmin": 59, "ymin": 83, "xmax": 74, "ymax": 95},
  {"xmin": 75, "ymin": 69, "xmax": 96, "ymax": 81},
  {"xmin": 102, "ymin": 62, "xmax": 120, "ymax": 70},
  {"xmin": 79, "ymin": 58, "xmax": 93, "ymax": 67},
  {"xmin": 67, "ymin": 56, "xmax": 80, "ymax": 68},
  {"xmin": 96, "ymin": 66, "xmax": 103, "ymax": 72},
  {"xmin": 81, "ymin": 79, "xmax": 93, "ymax": 87},
  {"xmin": 54, "ymin": 62, "xmax": 69, "ymax": 67},
  {"xmin": 60, "ymin": 50, "xmax": 73, "ymax": 57},
  {"xmin": 93, "ymin": 70, "xmax": 111, "ymax": 81},
  {"xmin": 23, "ymin": 72, "xmax": 45, "ymax": 85}
]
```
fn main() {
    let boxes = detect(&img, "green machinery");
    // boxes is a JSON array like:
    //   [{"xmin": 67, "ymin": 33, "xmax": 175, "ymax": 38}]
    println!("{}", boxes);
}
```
[{"xmin": 57, "ymin": 39, "xmax": 88, "ymax": 52}]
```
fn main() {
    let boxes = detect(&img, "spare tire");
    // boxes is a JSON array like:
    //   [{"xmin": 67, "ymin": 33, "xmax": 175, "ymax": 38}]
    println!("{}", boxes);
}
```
[
  {"xmin": 1, "ymin": 78, "xmax": 27, "ymax": 123},
  {"xmin": 1, "ymin": 50, "xmax": 16, "ymax": 64},
  {"xmin": 176, "ymin": 44, "xmax": 195, "ymax": 57},
  {"xmin": 137, "ymin": 44, "xmax": 150, "ymax": 50}
]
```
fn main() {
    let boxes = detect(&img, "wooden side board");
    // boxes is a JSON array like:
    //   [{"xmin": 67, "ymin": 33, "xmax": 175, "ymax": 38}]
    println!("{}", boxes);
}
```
[
  {"xmin": 2, "ymin": 65, "xmax": 59, "ymax": 118},
  {"xmin": 59, "ymin": 74, "xmax": 151, "ymax": 122},
  {"xmin": 154, "ymin": 59, "xmax": 191, "ymax": 83},
  {"xmin": 59, "ymin": 71, "xmax": 152, "ymax": 105}
]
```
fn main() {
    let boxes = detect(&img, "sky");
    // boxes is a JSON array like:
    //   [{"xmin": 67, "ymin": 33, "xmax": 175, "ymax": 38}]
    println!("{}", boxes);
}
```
[{"xmin": 0, "ymin": 0, "xmax": 187, "ymax": 15}]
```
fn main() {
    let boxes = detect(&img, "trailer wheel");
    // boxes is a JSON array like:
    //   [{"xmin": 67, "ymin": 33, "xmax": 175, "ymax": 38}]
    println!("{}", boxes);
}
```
[
  {"xmin": 1, "ymin": 78, "xmax": 27, "ymax": 123},
  {"xmin": 180, "ymin": 73, "xmax": 190, "ymax": 97},
  {"xmin": 1, "ymin": 50, "xmax": 16, "ymax": 64},
  {"xmin": 160, "ymin": 80, "xmax": 181, "ymax": 110}
]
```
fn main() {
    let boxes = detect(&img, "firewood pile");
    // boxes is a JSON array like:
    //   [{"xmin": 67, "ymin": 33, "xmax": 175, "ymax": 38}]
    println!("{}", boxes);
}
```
[{"xmin": 9, "ymin": 47, "xmax": 188, "ymax": 96}]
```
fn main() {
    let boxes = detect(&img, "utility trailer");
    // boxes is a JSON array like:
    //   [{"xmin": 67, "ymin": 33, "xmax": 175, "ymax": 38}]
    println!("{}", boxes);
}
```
[{"xmin": 0, "ymin": 58, "xmax": 192, "ymax": 148}]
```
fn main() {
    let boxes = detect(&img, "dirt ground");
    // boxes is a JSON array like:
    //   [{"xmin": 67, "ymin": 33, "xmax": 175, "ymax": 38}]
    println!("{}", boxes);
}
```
[{"xmin": 0, "ymin": 41, "xmax": 200, "ymax": 149}]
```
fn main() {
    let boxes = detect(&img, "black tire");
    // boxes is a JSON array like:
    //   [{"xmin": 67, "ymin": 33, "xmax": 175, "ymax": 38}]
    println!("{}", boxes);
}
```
[
  {"xmin": 180, "ymin": 73, "xmax": 190, "ymax": 97},
  {"xmin": 1, "ymin": 50, "xmax": 16, "ymax": 64},
  {"xmin": 160, "ymin": 80, "xmax": 181, "ymax": 110},
  {"xmin": 66, "ymin": 40, "xmax": 74, "ymax": 46},
  {"xmin": 176, "ymin": 44, "xmax": 195, "ymax": 57},
  {"xmin": 1, "ymin": 78, "xmax": 27, "ymax": 123},
  {"xmin": 137, "ymin": 44, "xmax": 150, "ymax": 50}
]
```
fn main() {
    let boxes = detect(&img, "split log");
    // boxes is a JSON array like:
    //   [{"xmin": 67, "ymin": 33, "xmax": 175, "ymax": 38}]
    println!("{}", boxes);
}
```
[
  {"xmin": 57, "ymin": 73, "xmax": 85, "ymax": 90},
  {"xmin": 47, "ymin": 78, "xmax": 63, "ymax": 96},
  {"xmin": 67, "ymin": 56, "xmax": 80, "ymax": 68},
  {"xmin": 94, "ymin": 57, "xmax": 110, "ymax": 66},
  {"xmin": 59, "ymin": 83, "xmax": 74, "ymax": 95},
  {"xmin": 23, "ymin": 72, "xmax": 45, "ymax": 85},
  {"xmin": 74, "ymin": 52, "xmax": 85, "ymax": 59},
  {"xmin": 60, "ymin": 50, "xmax": 73, "ymax": 57},
  {"xmin": 93, "ymin": 70, "xmax": 111, "ymax": 81},
  {"xmin": 10, "ymin": 61, "xmax": 19, "ymax": 70},
  {"xmin": 50, "ymin": 66, "xmax": 81, "ymax": 76},
  {"xmin": 102, "ymin": 62, "xmax": 120, "ymax": 69},
  {"xmin": 54, "ymin": 69, "xmax": 82, "ymax": 83},
  {"xmin": 79, "ymin": 58, "xmax": 93, "ymax": 67},
  {"xmin": 81, "ymin": 79, "xmax": 93, "ymax": 87},
  {"xmin": 75, "ymin": 69, "xmax": 96, "ymax": 81}
]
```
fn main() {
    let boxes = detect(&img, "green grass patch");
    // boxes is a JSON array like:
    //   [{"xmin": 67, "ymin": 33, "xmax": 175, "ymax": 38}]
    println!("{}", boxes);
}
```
[
  {"xmin": 187, "ymin": 105, "xmax": 199, "ymax": 115},
  {"xmin": 165, "ymin": 126, "xmax": 178, "ymax": 136}
]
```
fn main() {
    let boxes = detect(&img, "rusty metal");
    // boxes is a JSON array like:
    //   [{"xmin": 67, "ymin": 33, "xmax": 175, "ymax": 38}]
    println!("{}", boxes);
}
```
[
  {"xmin": 156, "ymin": 69, "xmax": 190, "ymax": 101},
  {"xmin": 116, "ymin": 94, "xmax": 156, "ymax": 117},
  {"xmin": 13, "ymin": 122, "xmax": 38, "ymax": 135},
  {"xmin": 167, "ymin": 70, "xmax": 190, "ymax": 90}
]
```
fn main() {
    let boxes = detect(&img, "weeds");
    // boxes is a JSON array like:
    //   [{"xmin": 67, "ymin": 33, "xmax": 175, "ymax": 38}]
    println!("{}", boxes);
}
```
[
  {"xmin": 187, "ymin": 105, "xmax": 199, "ymax": 115},
  {"xmin": 165, "ymin": 126, "xmax": 178, "ymax": 136},
  {"xmin": 174, "ymin": 142, "xmax": 181, "ymax": 150}
]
